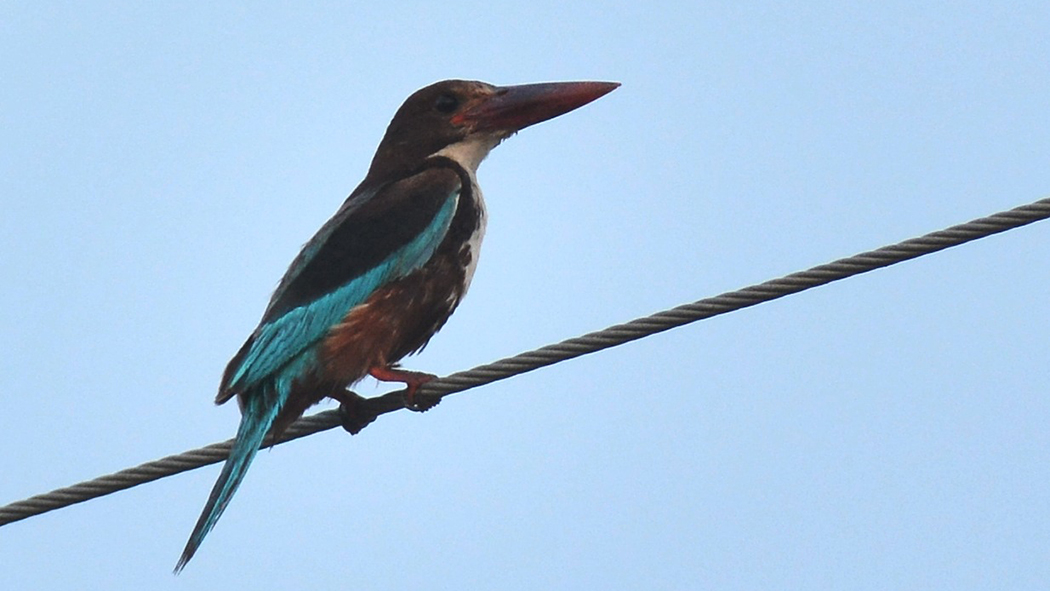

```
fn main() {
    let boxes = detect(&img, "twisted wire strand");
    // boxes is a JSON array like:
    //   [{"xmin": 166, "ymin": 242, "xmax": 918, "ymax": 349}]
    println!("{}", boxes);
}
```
[{"xmin": 2, "ymin": 196, "xmax": 1048, "ymax": 527}]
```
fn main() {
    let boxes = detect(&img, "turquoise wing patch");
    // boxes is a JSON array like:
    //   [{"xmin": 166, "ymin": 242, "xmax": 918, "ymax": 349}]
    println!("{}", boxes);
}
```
[{"xmin": 229, "ymin": 190, "xmax": 459, "ymax": 389}]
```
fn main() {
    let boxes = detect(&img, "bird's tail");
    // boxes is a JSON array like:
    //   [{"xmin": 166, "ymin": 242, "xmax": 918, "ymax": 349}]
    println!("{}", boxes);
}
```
[{"xmin": 174, "ymin": 385, "xmax": 282, "ymax": 573}]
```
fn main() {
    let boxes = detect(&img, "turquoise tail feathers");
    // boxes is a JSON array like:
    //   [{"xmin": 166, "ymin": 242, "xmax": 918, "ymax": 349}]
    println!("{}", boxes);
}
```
[{"xmin": 174, "ymin": 387, "xmax": 282, "ymax": 573}]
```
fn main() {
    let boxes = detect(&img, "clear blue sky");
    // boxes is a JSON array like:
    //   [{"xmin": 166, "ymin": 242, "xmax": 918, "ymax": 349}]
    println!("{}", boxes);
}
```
[{"xmin": 2, "ymin": 2, "xmax": 1049, "ymax": 589}]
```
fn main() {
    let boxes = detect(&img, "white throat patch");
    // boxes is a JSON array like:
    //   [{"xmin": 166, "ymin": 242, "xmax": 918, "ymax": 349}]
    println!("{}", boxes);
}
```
[{"xmin": 430, "ymin": 133, "xmax": 504, "ymax": 174}]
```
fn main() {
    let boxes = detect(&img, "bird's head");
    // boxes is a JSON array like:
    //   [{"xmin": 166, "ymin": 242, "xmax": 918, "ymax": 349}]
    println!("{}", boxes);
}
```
[{"xmin": 367, "ymin": 79, "xmax": 619, "ymax": 178}]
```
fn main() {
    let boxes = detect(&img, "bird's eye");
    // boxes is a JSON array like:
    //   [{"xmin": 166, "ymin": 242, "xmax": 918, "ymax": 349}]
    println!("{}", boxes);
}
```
[{"xmin": 434, "ymin": 93, "xmax": 460, "ymax": 113}]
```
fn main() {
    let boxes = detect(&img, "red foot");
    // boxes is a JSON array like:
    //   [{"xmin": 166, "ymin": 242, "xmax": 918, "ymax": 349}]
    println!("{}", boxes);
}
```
[{"xmin": 368, "ymin": 366, "xmax": 438, "ymax": 410}]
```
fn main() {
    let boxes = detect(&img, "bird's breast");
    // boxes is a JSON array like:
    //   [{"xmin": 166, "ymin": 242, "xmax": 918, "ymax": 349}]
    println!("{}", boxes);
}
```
[{"xmin": 457, "ymin": 179, "xmax": 487, "ymax": 299}]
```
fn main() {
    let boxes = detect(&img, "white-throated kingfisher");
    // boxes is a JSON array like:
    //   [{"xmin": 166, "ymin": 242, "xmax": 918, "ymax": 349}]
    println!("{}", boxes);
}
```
[{"xmin": 176, "ymin": 79, "xmax": 619, "ymax": 571}]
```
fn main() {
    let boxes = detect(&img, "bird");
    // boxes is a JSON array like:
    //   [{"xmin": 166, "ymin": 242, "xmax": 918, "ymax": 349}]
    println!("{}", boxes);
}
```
[{"xmin": 175, "ymin": 79, "xmax": 619, "ymax": 571}]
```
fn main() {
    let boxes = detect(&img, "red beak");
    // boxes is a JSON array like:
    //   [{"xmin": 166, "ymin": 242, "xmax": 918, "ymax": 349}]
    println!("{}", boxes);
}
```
[{"xmin": 452, "ymin": 81, "xmax": 620, "ymax": 132}]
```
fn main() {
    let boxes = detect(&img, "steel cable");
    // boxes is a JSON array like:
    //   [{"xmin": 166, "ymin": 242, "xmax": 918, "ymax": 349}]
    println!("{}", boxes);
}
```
[{"xmin": 2, "ymin": 196, "xmax": 1048, "ymax": 527}]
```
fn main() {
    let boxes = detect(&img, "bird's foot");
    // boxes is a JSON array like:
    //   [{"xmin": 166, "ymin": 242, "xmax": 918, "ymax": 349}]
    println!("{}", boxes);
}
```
[
  {"xmin": 368, "ymin": 366, "xmax": 440, "ymax": 412},
  {"xmin": 333, "ymin": 390, "xmax": 378, "ymax": 435},
  {"xmin": 406, "ymin": 389, "xmax": 442, "ymax": 413}
]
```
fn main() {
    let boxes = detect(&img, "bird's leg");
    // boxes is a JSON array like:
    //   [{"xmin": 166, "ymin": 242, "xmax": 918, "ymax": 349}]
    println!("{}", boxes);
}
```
[{"xmin": 369, "ymin": 365, "xmax": 440, "ymax": 411}]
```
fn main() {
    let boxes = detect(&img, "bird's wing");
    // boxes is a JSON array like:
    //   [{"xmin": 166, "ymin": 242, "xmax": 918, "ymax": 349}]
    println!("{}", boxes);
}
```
[{"xmin": 221, "ymin": 166, "xmax": 463, "ymax": 395}]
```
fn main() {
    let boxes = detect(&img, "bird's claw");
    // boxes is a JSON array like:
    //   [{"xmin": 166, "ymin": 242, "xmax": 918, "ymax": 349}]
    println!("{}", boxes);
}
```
[
  {"xmin": 337, "ymin": 392, "xmax": 377, "ymax": 435},
  {"xmin": 334, "ymin": 385, "xmax": 440, "ymax": 434},
  {"xmin": 368, "ymin": 365, "xmax": 439, "ymax": 412},
  {"xmin": 405, "ymin": 391, "xmax": 441, "ymax": 412}
]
